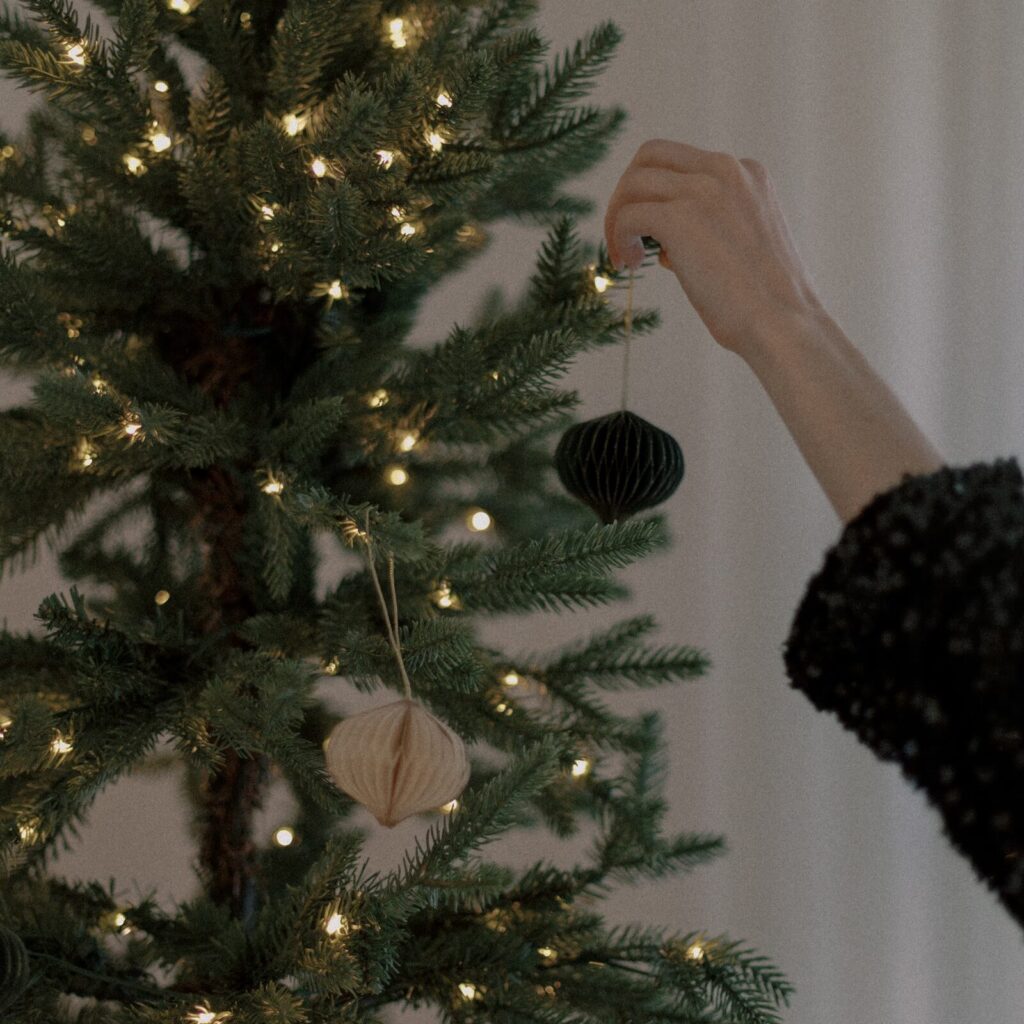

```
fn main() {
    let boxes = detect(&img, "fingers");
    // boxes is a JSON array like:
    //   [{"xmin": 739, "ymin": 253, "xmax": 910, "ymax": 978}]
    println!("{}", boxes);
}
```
[
  {"xmin": 610, "ymin": 202, "xmax": 676, "ymax": 270},
  {"xmin": 604, "ymin": 167, "xmax": 687, "ymax": 266},
  {"xmin": 629, "ymin": 138, "xmax": 724, "ymax": 175}
]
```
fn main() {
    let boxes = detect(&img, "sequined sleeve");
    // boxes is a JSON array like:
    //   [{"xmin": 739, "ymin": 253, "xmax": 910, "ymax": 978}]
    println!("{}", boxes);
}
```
[{"xmin": 782, "ymin": 458, "xmax": 1024, "ymax": 931}]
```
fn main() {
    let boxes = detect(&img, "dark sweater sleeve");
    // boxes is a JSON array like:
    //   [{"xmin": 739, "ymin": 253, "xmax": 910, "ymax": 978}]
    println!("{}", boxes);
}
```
[{"xmin": 782, "ymin": 457, "xmax": 1024, "ymax": 931}]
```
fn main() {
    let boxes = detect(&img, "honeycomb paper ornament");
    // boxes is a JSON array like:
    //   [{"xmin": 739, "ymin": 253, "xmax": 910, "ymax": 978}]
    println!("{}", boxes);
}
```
[{"xmin": 324, "ymin": 699, "xmax": 470, "ymax": 827}]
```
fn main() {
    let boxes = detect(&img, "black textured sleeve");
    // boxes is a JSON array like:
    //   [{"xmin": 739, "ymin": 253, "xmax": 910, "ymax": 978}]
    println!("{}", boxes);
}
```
[{"xmin": 782, "ymin": 458, "xmax": 1024, "ymax": 931}]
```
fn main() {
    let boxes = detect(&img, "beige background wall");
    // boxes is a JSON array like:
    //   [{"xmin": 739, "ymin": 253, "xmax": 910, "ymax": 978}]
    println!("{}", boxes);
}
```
[{"xmin": 2, "ymin": 2, "xmax": 1023, "ymax": 1022}]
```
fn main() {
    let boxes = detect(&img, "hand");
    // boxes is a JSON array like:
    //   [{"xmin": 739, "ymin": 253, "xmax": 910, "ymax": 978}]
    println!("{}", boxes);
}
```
[{"xmin": 604, "ymin": 139, "xmax": 827, "ymax": 357}]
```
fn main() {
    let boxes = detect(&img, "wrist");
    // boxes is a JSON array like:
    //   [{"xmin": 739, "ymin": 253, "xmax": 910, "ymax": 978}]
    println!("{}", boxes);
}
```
[{"xmin": 738, "ymin": 304, "xmax": 846, "ymax": 373}]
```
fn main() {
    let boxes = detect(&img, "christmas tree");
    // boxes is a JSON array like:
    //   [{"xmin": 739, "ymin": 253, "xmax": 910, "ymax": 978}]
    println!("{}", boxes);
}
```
[{"xmin": 0, "ymin": 2, "xmax": 792, "ymax": 1022}]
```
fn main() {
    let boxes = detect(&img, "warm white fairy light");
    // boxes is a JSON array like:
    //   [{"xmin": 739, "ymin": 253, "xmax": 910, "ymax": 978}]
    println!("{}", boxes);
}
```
[
  {"xmin": 501, "ymin": 671, "xmax": 520, "ymax": 688},
  {"xmin": 431, "ymin": 581, "xmax": 461, "ymax": 610},
  {"xmin": 123, "ymin": 153, "xmax": 147, "ymax": 176},
  {"xmin": 426, "ymin": 130, "xmax": 445, "ymax": 152},
  {"xmin": 458, "ymin": 982, "xmax": 479, "ymax": 1001},
  {"xmin": 494, "ymin": 702, "xmax": 513, "ymax": 716},
  {"xmin": 387, "ymin": 466, "xmax": 409, "ymax": 487},
  {"xmin": 310, "ymin": 157, "xmax": 328, "ymax": 178},
  {"xmin": 90, "ymin": 375, "xmax": 107, "ymax": 394},
  {"xmin": 367, "ymin": 388, "xmax": 389, "ymax": 408},
  {"xmin": 440, "ymin": 799, "xmax": 458, "ymax": 814},
  {"xmin": 259, "ymin": 203, "xmax": 276, "ymax": 221},
  {"xmin": 112, "ymin": 912, "xmax": 127, "ymax": 929},
  {"xmin": 593, "ymin": 273, "xmax": 611, "ymax": 293},
  {"xmin": 168, "ymin": 0, "xmax": 193, "ymax": 13},
  {"xmin": 17, "ymin": 820, "xmax": 39, "ymax": 844},
  {"xmin": 327, "ymin": 280, "xmax": 346, "ymax": 300},
  {"xmin": 397, "ymin": 431, "xmax": 419, "ymax": 452},
  {"xmin": 75, "ymin": 438, "xmax": 97, "ymax": 468},
  {"xmin": 399, "ymin": 221, "xmax": 416, "ymax": 237},
  {"xmin": 376, "ymin": 149, "xmax": 395, "ymax": 169},
  {"xmin": 153, "ymin": 80, "xmax": 170, "ymax": 93},
  {"xmin": 186, "ymin": 1007, "xmax": 230, "ymax": 1024},
  {"xmin": 435, "ymin": 90, "xmax": 453, "ymax": 108},
  {"xmin": 273, "ymin": 826, "xmax": 295, "ymax": 848},
  {"xmin": 466, "ymin": 508, "xmax": 492, "ymax": 532},
  {"xmin": 324, "ymin": 911, "xmax": 350, "ymax": 937},
  {"xmin": 154, "ymin": 590, "xmax": 170, "ymax": 606},
  {"xmin": 282, "ymin": 112, "xmax": 307, "ymax": 137},
  {"xmin": 387, "ymin": 17, "xmax": 407, "ymax": 48},
  {"xmin": 269, "ymin": 240, "xmax": 283, "ymax": 253},
  {"xmin": 149, "ymin": 129, "xmax": 173, "ymax": 153},
  {"xmin": 50, "ymin": 734, "xmax": 73, "ymax": 755},
  {"xmin": 570, "ymin": 757, "xmax": 591, "ymax": 778},
  {"xmin": 64, "ymin": 40, "xmax": 87, "ymax": 67},
  {"xmin": 0, "ymin": 713, "xmax": 11, "ymax": 741},
  {"xmin": 261, "ymin": 476, "xmax": 285, "ymax": 496},
  {"xmin": 122, "ymin": 414, "xmax": 144, "ymax": 439},
  {"xmin": 537, "ymin": 946, "xmax": 557, "ymax": 962},
  {"xmin": 686, "ymin": 942, "xmax": 706, "ymax": 962}
]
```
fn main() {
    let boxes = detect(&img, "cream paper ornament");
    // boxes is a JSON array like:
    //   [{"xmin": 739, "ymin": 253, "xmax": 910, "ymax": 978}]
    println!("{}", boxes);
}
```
[
  {"xmin": 324, "ymin": 698, "xmax": 470, "ymax": 827},
  {"xmin": 324, "ymin": 517, "xmax": 470, "ymax": 826}
]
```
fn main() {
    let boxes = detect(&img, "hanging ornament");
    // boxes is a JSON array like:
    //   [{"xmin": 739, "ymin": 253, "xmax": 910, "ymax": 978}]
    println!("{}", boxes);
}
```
[
  {"xmin": 323, "ymin": 519, "xmax": 470, "ymax": 826},
  {"xmin": 554, "ymin": 267, "xmax": 685, "ymax": 523},
  {"xmin": 0, "ymin": 926, "xmax": 30, "ymax": 1014},
  {"xmin": 324, "ymin": 698, "xmax": 470, "ymax": 827}
]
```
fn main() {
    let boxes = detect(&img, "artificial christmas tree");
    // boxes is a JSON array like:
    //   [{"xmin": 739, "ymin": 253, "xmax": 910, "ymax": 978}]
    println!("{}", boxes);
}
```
[{"xmin": 0, "ymin": 2, "xmax": 791, "ymax": 1021}]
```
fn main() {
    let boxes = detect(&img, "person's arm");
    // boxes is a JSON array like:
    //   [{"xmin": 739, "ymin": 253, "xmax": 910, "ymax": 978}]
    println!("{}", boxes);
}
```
[{"xmin": 740, "ymin": 307, "xmax": 945, "ymax": 524}]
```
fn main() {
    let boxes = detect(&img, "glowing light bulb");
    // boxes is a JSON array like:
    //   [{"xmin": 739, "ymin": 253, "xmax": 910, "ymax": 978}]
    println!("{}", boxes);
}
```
[
  {"xmin": 501, "ymin": 671, "xmax": 520, "ymax": 687},
  {"xmin": 387, "ymin": 466, "xmax": 409, "ymax": 486},
  {"xmin": 431, "ymin": 581, "xmax": 460, "ymax": 610},
  {"xmin": 153, "ymin": 80, "xmax": 169, "ymax": 93},
  {"xmin": 324, "ymin": 912, "xmax": 349, "ymax": 937},
  {"xmin": 169, "ymin": 0, "xmax": 193, "ymax": 13},
  {"xmin": 186, "ymin": 1007, "xmax": 230, "ymax": 1024},
  {"xmin": 282, "ymin": 112, "xmax": 306, "ymax": 136},
  {"xmin": 686, "ymin": 942, "xmax": 706, "ymax": 962},
  {"xmin": 75, "ymin": 439, "xmax": 97, "ymax": 468},
  {"xmin": 327, "ymin": 279, "xmax": 346, "ymax": 300},
  {"xmin": 376, "ymin": 149, "xmax": 395, "ymax": 169},
  {"xmin": 458, "ymin": 982, "xmax": 479, "ymax": 1001},
  {"xmin": 17, "ymin": 820, "xmax": 39, "ymax": 844},
  {"xmin": 51, "ymin": 734, "xmax": 73, "ymax": 755},
  {"xmin": 310, "ymin": 157, "xmax": 328, "ymax": 178},
  {"xmin": 435, "ymin": 90, "xmax": 453, "ymax": 108},
  {"xmin": 398, "ymin": 431, "xmax": 418, "ymax": 452},
  {"xmin": 440, "ymin": 799, "xmax": 458, "ymax": 814},
  {"xmin": 537, "ymin": 946, "xmax": 557, "ymax": 962},
  {"xmin": 321, "ymin": 658, "xmax": 340, "ymax": 675},
  {"xmin": 154, "ymin": 590, "xmax": 170, "ymax": 606},
  {"xmin": 261, "ymin": 477, "xmax": 284, "ymax": 496},
  {"xmin": 367, "ymin": 388, "xmax": 389, "ymax": 408},
  {"xmin": 273, "ymin": 826, "xmax": 295, "ymax": 847},
  {"xmin": 150, "ymin": 130, "xmax": 173, "ymax": 153},
  {"xmin": 90, "ymin": 375, "xmax": 107, "ymax": 394},
  {"xmin": 570, "ymin": 757, "xmax": 591, "ymax": 778},
  {"xmin": 593, "ymin": 274, "xmax": 610, "ymax": 293},
  {"xmin": 426, "ymin": 130, "xmax": 445, "ymax": 152},
  {"xmin": 387, "ymin": 17, "xmax": 407, "ymax": 48},
  {"xmin": 259, "ymin": 203, "xmax": 275, "ymax": 221},
  {"xmin": 64, "ymin": 41, "xmax": 87, "ymax": 67},
  {"xmin": 399, "ymin": 221, "xmax": 416, "ymax": 237},
  {"xmin": 466, "ymin": 508, "xmax": 492, "ymax": 532},
  {"xmin": 0, "ymin": 714, "xmax": 11, "ymax": 741},
  {"xmin": 123, "ymin": 154, "xmax": 147, "ymax": 176},
  {"xmin": 122, "ymin": 415, "xmax": 143, "ymax": 438}
]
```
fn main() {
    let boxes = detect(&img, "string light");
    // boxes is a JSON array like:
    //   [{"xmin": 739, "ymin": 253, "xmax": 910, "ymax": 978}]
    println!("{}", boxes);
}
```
[
  {"xmin": 327, "ymin": 280, "xmax": 346, "ymax": 300},
  {"xmin": 375, "ymin": 149, "xmax": 395, "ymax": 169},
  {"xmin": 123, "ymin": 153, "xmax": 147, "ymax": 176},
  {"xmin": 397, "ymin": 431, "xmax": 419, "ymax": 452},
  {"xmin": 50, "ymin": 733, "xmax": 73, "ymax": 756},
  {"xmin": 91, "ymin": 375, "xmax": 107, "ymax": 394},
  {"xmin": 310, "ymin": 157, "xmax": 328, "ymax": 178},
  {"xmin": 386, "ymin": 466, "xmax": 409, "ymax": 486},
  {"xmin": 494, "ymin": 701, "xmax": 513, "ymax": 717},
  {"xmin": 570, "ymin": 757, "xmax": 591, "ymax": 778},
  {"xmin": 501, "ymin": 671, "xmax": 520, "ymax": 688},
  {"xmin": 261, "ymin": 475, "xmax": 285, "ymax": 496},
  {"xmin": 168, "ymin": 0, "xmax": 194, "ymax": 13},
  {"xmin": 282, "ymin": 112, "xmax": 307, "ymax": 136},
  {"xmin": 466, "ymin": 508, "xmax": 492, "ymax": 532},
  {"xmin": 74, "ymin": 438, "xmax": 97, "ymax": 468},
  {"xmin": 367, "ymin": 388, "xmax": 389, "ymax": 408},
  {"xmin": 324, "ymin": 911, "xmax": 351, "ymax": 937},
  {"xmin": 387, "ymin": 17, "xmax": 407, "ymax": 48},
  {"xmin": 154, "ymin": 590, "xmax": 170, "ymax": 606},
  {"xmin": 259, "ymin": 203, "xmax": 276, "ymax": 221},
  {"xmin": 0, "ymin": 713, "xmax": 11, "ymax": 741},
  {"xmin": 186, "ymin": 1007, "xmax": 230, "ymax": 1024},
  {"xmin": 430, "ymin": 581, "xmax": 461, "ymax": 610},
  {"xmin": 153, "ymin": 80, "xmax": 170, "ymax": 93},
  {"xmin": 457, "ymin": 982, "xmax": 479, "ymax": 1002},
  {"xmin": 389, "ymin": 205, "xmax": 405, "ymax": 221},
  {"xmin": 399, "ymin": 221, "xmax": 416, "ymax": 237},
  {"xmin": 63, "ymin": 40, "xmax": 87, "ymax": 67},
  {"xmin": 58, "ymin": 311, "xmax": 82, "ymax": 338},
  {"xmin": 17, "ymin": 820, "xmax": 39, "ymax": 844},
  {"xmin": 122, "ymin": 414, "xmax": 144, "ymax": 439},
  {"xmin": 435, "ymin": 90, "xmax": 453, "ymax": 108},
  {"xmin": 273, "ymin": 826, "xmax": 295, "ymax": 847},
  {"xmin": 440, "ymin": 799, "xmax": 458, "ymax": 814},
  {"xmin": 149, "ymin": 127, "xmax": 173, "ymax": 153},
  {"xmin": 321, "ymin": 657, "xmax": 340, "ymax": 675},
  {"xmin": 239, "ymin": 11, "xmax": 252, "ymax": 29},
  {"xmin": 537, "ymin": 946, "xmax": 558, "ymax": 963},
  {"xmin": 426, "ymin": 130, "xmax": 445, "ymax": 152},
  {"xmin": 686, "ymin": 942, "xmax": 706, "ymax": 962},
  {"xmin": 593, "ymin": 272, "xmax": 611, "ymax": 293}
]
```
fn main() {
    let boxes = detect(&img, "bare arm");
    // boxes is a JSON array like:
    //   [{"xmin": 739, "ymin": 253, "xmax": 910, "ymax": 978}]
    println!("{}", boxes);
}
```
[{"xmin": 741, "ymin": 308, "xmax": 945, "ymax": 524}]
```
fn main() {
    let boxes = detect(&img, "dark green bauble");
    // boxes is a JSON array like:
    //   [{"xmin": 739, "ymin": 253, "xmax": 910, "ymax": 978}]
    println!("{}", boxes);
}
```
[
  {"xmin": 0, "ymin": 926, "xmax": 30, "ymax": 1013},
  {"xmin": 554, "ymin": 410, "xmax": 684, "ymax": 523}
]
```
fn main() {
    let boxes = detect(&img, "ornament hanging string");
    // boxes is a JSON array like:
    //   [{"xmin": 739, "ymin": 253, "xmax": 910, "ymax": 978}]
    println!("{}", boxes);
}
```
[
  {"xmin": 620, "ymin": 267, "xmax": 635, "ymax": 411},
  {"xmin": 359, "ymin": 513, "xmax": 413, "ymax": 700}
]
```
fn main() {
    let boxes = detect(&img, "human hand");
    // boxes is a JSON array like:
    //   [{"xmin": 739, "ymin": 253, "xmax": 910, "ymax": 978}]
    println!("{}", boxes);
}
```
[{"xmin": 604, "ymin": 139, "xmax": 827, "ymax": 357}]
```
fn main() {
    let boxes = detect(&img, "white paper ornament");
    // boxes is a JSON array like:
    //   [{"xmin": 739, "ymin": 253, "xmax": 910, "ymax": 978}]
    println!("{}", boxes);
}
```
[{"xmin": 324, "ymin": 698, "xmax": 470, "ymax": 827}]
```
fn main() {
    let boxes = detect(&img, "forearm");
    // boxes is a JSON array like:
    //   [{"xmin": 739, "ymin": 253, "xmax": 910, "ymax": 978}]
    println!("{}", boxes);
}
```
[{"xmin": 740, "ymin": 310, "xmax": 945, "ymax": 525}]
